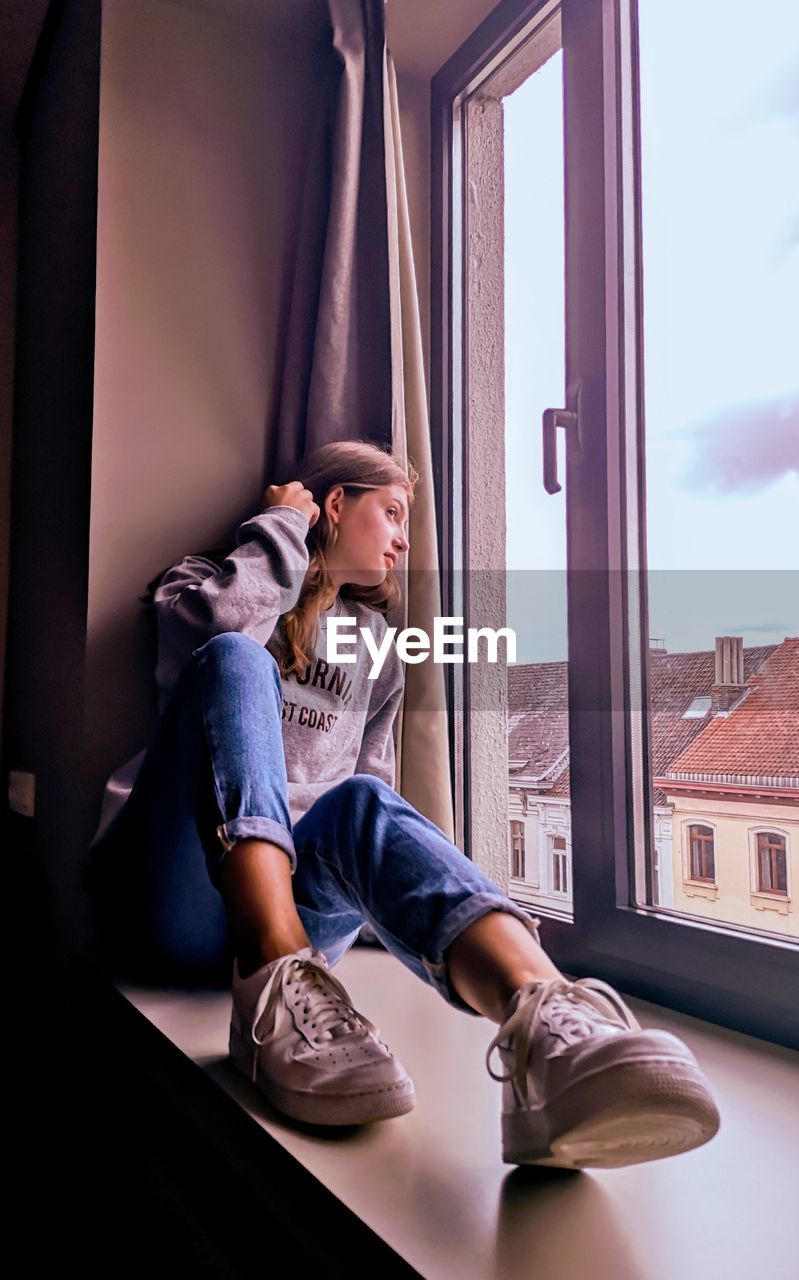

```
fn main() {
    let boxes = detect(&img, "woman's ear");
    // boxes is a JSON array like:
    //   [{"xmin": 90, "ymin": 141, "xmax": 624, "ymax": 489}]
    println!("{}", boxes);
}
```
[{"xmin": 324, "ymin": 484, "xmax": 345, "ymax": 526}]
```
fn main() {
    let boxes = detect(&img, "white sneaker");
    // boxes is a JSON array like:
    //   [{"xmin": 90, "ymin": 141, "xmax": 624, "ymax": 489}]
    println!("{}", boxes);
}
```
[
  {"xmin": 229, "ymin": 945, "xmax": 416, "ymax": 1126},
  {"xmin": 486, "ymin": 975, "xmax": 721, "ymax": 1169}
]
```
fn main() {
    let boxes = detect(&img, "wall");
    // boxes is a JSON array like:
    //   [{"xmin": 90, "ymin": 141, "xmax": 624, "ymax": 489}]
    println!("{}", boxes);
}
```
[
  {"xmin": 0, "ymin": 0, "xmax": 51, "ymax": 756},
  {"xmin": 84, "ymin": 0, "xmax": 486, "ymax": 839},
  {"xmin": 85, "ymin": 0, "xmax": 332, "ymax": 829},
  {"xmin": 4, "ymin": 0, "xmax": 103, "ymax": 952},
  {"xmin": 671, "ymin": 795, "xmax": 797, "ymax": 937},
  {"xmin": 0, "ymin": 0, "xmax": 510, "ymax": 967},
  {"xmin": 0, "ymin": 131, "xmax": 16, "ymax": 758},
  {"xmin": 0, "ymin": 0, "xmax": 499, "ymax": 953}
]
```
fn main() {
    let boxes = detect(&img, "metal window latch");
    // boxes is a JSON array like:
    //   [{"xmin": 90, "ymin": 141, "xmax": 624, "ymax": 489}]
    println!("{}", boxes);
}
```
[{"xmin": 542, "ymin": 385, "xmax": 581, "ymax": 494}]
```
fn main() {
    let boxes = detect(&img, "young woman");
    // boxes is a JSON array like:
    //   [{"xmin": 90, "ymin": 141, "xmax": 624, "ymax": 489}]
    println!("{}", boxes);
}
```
[{"xmin": 88, "ymin": 439, "xmax": 721, "ymax": 1169}]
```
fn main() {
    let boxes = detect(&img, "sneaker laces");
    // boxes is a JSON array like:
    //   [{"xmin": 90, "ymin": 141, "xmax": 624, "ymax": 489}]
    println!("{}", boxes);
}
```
[
  {"xmin": 485, "ymin": 976, "xmax": 642, "ymax": 1105},
  {"xmin": 247, "ymin": 952, "xmax": 381, "ymax": 1075}
]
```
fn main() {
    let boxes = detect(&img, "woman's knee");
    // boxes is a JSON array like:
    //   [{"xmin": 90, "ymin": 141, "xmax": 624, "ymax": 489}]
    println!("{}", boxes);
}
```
[
  {"xmin": 195, "ymin": 630, "xmax": 277, "ymax": 664},
  {"xmin": 315, "ymin": 774, "xmax": 409, "ymax": 826},
  {"xmin": 192, "ymin": 632, "xmax": 282, "ymax": 688},
  {"xmin": 343, "ymin": 773, "xmax": 394, "ymax": 802}
]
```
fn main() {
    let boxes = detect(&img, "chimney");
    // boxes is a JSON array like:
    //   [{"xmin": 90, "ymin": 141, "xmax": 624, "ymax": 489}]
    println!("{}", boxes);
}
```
[{"xmin": 711, "ymin": 636, "xmax": 747, "ymax": 713}]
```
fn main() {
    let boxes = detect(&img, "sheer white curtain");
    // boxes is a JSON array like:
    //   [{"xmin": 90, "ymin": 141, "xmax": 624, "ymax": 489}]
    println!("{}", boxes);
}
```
[{"xmin": 383, "ymin": 44, "xmax": 455, "ymax": 841}]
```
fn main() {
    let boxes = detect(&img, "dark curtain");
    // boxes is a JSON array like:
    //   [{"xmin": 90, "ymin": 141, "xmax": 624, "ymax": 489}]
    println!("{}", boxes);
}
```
[{"xmin": 269, "ymin": 0, "xmax": 393, "ymax": 484}]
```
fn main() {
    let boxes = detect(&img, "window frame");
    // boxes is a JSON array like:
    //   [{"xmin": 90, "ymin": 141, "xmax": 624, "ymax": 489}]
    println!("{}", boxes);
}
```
[
  {"xmin": 686, "ymin": 822, "xmax": 717, "ymax": 887},
  {"xmin": 431, "ymin": 0, "xmax": 799, "ymax": 1048},
  {"xmin": 750, "ymin": 828, "xmax": 791, "ymax": 901},
  {"xmin": 549, "ymin": 833, "xmax": 570, "ymax": 896},
  {"xmin": 509, "ymin": 818, "xmax": 526, "ymax": 878}
]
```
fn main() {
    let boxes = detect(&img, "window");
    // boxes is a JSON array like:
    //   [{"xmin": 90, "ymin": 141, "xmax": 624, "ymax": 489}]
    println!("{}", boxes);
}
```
[
  {"xmin": 755, "ymin": 832, "xmax": 788, "ymax": 896},
  {"xmin": 688, "ymin": 825, "xmax": 715, "ymax": 884},
  {"xmin": 509, "ymin": 820, "xmax": 526, "ymax": 878},
  {"xmin": 434, "ymin": 0, "xmax": 799, "ymax": 1046},
  {"xmin": 550, "ymin": 834, "xmax": 569, "ymax": 895},
  {"xmin": 635, "ymin": 0, "xmax": 798, "ymax": 943},
  {"xmin": 682, "ymin": 698, "xmax": 711, "ymax": 721}
]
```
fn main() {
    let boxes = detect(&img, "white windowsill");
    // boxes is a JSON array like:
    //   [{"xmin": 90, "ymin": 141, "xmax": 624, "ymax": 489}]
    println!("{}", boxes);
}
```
[
  {"xmin": 750, "ymin": 892, "xmax": 791, "ymax": 915},
  {"xmin": 118, "ymin": 945, "xmax": 799, "ymax": 1280},
  {"xmin": 682, "ymin": 881, "xmax": 720, "ymax": 901}
]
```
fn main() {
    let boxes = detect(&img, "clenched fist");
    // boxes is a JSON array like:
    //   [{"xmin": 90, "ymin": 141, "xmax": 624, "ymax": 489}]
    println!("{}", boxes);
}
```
[{"xmin": 263, "ymin": 480, "xmax": 320, "ymax": 528}]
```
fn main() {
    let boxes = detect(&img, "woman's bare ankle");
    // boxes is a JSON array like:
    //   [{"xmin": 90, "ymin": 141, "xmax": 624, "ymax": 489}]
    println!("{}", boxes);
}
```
[
  {"xmin": 217, "ymin": 837, "xmax": 312, "ymax": 976},
  {"xmin": 236, "ymin": 930, "xmax": 312, "ymax": 978}
]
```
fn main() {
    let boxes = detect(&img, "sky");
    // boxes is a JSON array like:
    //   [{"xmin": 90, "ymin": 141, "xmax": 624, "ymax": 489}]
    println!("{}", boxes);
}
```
[{"xmin": 502, "ymin": 0, "xmax": 799, "ymax": 664}]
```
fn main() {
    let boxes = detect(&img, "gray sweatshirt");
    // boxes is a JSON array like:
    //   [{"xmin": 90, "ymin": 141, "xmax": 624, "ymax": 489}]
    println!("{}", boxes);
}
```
[{"xmin": 90, "ymin": 505, "xmax": 405, "ymax": 847}]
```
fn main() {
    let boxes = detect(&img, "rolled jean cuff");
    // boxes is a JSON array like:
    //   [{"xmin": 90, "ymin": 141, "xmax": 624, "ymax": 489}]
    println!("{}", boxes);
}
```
[
  {"xmin": 421, "ymin": 893, "xmax": 543, "ymax": 1018},
  {"xmin": 215, "ymin": 817, "xmax": 297, "ymax": 874}
]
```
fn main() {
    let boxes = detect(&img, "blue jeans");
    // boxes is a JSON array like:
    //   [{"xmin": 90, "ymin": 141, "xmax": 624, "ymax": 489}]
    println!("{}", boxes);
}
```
[{"xmin": 88, "ymin": 632, "xmax": 541, "ymax": 1015}]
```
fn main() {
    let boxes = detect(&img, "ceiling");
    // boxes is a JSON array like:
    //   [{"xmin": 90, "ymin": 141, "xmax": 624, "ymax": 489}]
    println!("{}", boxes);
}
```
[
  {"xmin": 386, "ymin": 0, "xmax": 503, "ymax": 78},
  {"xmin": 156, "ymin": 0, "xmax": 504, "ymax": 77},
  {"xmin": 158, "ymin": 0, "xmax": 504, "ymax": 76}
]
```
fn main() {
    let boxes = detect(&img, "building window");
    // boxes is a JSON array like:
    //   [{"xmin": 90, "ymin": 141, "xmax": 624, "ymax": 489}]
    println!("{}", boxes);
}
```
[
  {"xmin": 509, "ymin": 820, "xmax": 525, "ymax": 879},
  {"xmin": 550, "ymin": 834, "xmax": 569, "ymax": 895},
  {"xmin": 688, "ymin": 824, "xmax": 715, "ymax": 883},
  {"xmin": 681, "ymin": 697, "xmax": 711, "ymax": 720},
  {"xmin": 756, "ymin": 832, "xmax": 788, "ymax": 895}
]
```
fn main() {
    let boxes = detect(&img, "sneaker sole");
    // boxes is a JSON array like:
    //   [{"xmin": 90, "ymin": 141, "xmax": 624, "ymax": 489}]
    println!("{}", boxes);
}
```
[
  {"xmin": 229, "ymin": 1026, "xmax": 416, "ymax": 1126},
  {"xmin": 502, "ymin": 1060, "xmax": 721, "ymax": 1170}
]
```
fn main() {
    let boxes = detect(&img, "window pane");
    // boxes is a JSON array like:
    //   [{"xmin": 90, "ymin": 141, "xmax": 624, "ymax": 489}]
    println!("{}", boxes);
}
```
[
  {"xmin": 756, "ymin": 833, "xmax": 788, "ymax": 894},
  {"xmin": 637, "ymin": 0, "xmax": 799, "ymax": 938},
  {"xmin": 509, "ymin": 820, "xmax": 526, "ymax": 879},
  {"xmin": 688, "ymin": 825, "xmax": 715, "ymax": 883},
  {"xmin": 504, "ymin": 28, "xmax": 573, "ymax": 923}
]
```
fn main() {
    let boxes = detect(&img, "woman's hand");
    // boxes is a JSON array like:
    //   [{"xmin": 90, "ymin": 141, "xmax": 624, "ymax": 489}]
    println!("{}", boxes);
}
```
[{"xmin": 262, "ymin": 480, "xmax": 320, "ymax": 528}]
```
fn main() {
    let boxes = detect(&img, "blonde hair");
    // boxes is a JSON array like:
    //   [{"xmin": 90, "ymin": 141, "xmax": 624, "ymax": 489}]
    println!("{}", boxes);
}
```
[{"xmin": 278, "ymin": 439, "xmax": 419, "ymax": 679}]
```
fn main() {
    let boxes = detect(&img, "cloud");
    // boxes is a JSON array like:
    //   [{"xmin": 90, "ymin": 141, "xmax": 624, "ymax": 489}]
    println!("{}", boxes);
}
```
[
  {"xmin": 728, "ymin": 55, "xmax": 799, "ymax": 266},
  {"xmin": 756, "ymin": 56, "xmax": 799, "ymax": 125},
  {"xmin": 730, "ymin": 54, "xmax": 799, "ymax": 132},
  {"xmin": 727, "ymin": 621, "xmax": 790, "ymax": 632},
  {"xmin": 674, "ymin": 394, "xmax": 799, "ymax": 494},
  {"xmin": 768, "ymin": 211, "xmax": 799, "ymax": 267}
]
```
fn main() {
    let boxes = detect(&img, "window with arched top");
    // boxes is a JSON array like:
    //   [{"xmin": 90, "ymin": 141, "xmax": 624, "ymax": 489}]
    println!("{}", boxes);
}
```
[
  {"xmin": 549, "ymin": 833, "xmax": 569, "ymax": 896},
  {"xmin": 509, "ymin": 820, "xmax": 525, "ymax": 879},
  {"xmin": 688, "ymin": 824, "xmax": 716, "ymax": 884},
  {"xmin": 755, "ymin": 832, "xmax": 788, "ymax": 896}
]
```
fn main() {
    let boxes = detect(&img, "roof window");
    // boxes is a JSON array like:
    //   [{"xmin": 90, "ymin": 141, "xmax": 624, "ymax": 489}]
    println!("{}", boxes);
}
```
[{"xmin": 682, "ymin": 696, "xmax": 712, "ymax": 719}]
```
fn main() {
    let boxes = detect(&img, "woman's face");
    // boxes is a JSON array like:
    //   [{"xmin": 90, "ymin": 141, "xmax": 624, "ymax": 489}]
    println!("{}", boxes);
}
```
[{"xmin": 324, "ymin": 483, "xmax": 410, "ymax": 589}]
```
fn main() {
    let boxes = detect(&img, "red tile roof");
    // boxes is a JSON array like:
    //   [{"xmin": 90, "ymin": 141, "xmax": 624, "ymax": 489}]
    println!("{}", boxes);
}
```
[
  {"xmin": 664, "ymin": 637, "xmax": 799, "ymax": 785},
  {"xmin": 507, "ymin": 661, "xmax": 568, "ymax": 785},
  {"xmin": 506, "ymin": 641, "xmax": 785, "ymax": 803},
  {"xmin": 647, "ymin": 643, "xmax": 775, "ymax": 802}
]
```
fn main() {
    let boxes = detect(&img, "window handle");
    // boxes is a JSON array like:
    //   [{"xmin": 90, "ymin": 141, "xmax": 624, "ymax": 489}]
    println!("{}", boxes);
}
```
[{"xmin": 542, "ymin": 387, "xmax": 581, "ymax": 494}]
